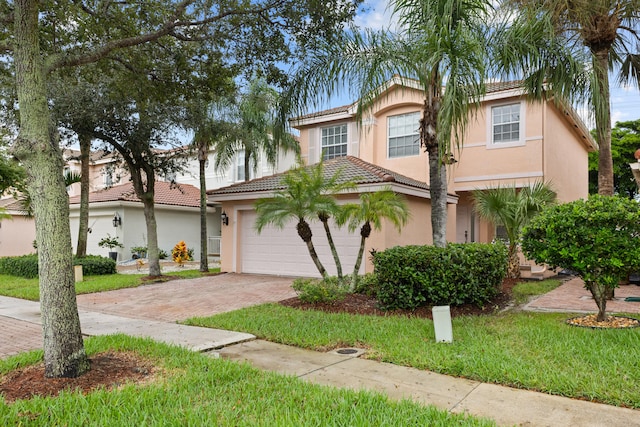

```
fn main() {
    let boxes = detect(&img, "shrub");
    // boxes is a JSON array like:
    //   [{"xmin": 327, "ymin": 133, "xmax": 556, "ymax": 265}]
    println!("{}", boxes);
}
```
[
  {"xmin": 0, "ymin": 254, "xmax": 116, "ymax": 278},
  {"xmin": 159, "ymin": 249, "xmax": 168, "ymax": 260},
  {"xmin": 73, "ymin": 255, "xmax": 117, "ymax": 276},
  {"xmin": 292, "ymin": 277, "xmax": 348, "ymax": 304},
  {"xmin": 353, "ymin": 273, "xmax": 379, "ymax": 296},
  {"xmin": 372, "ymin": 243, "xmax": 507, "ymax": 310},
  {"xmin": 172, "ymin": 241, "xmax": 190, "ymax": 265},
  {"xmin": 522, "ymin": 195, "xmax": 640, "ymax": 321},
  {"xmin": 0, "ymin": 254, "xmax": 39, "ymax": 278}
]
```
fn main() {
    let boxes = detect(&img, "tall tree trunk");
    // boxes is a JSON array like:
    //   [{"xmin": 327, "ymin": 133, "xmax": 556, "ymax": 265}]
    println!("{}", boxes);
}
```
[
  {"xmin": 142, "ymin": 190, "xmax": 161, "ymax": 277},
  {"xmin": 75, "ymin": 132, "xmax": 91, "ymax": 257},
  {"xmin": 421, "ymin": 72, "xmax": 447, "ymax": 248},
  {"xmin": 198, "ymin": 144, "xmax": 209, "ymax": 273},
  {"xmin": 319, "ymin": 213, "xmax": 342, "ymax": 279},
  {"xmin": 244, "ymin": 148, "xmax": 251, "ymax": 182},
  {"xmin": 592, "ymin": 47, "xmax": 614, "ymax": 196},
  {"xmin": 13, "ymin": 0, "xmax": 89, "ymax": 378}
]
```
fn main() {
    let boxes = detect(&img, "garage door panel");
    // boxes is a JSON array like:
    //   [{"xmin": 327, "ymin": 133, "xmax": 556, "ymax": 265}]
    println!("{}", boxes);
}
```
[{"xmin": 240, "ymin": 210, "xmax": 362, "ymax": 277}]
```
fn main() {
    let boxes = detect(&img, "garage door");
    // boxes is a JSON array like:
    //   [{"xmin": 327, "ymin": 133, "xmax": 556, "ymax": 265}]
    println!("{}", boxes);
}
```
[{"xmin": 240, "ymin": 210, "xmax": 363, "ymax": 277}]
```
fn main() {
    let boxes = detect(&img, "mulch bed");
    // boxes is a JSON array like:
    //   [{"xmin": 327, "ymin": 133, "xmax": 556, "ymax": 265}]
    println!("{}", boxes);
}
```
[
  {"xmin": 0, "ymin": 352, "xmax": 155, "ymax": 403},
  {"xmin": 280, "ymin": 278, "xmax": 520, "ymax": 319}
]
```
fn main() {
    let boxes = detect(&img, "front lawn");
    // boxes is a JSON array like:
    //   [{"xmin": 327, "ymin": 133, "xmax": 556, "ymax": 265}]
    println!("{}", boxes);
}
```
[
  {"xmin": 0, "ymin": 268, "xmax": 217, "ymax": 301},
  {"xmin": 0, "ymin": 335, "xmax": 494, "ymax": 426},
  {"xmin": 185, "ymin": 281, "xmax": 640, "ymax": 408}
]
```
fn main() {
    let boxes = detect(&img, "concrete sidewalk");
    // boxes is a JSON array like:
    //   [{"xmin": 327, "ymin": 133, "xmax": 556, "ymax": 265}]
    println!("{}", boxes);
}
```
[{"xmin": 1, "ymin": 295, "xmax": 638, "ymax": 426}]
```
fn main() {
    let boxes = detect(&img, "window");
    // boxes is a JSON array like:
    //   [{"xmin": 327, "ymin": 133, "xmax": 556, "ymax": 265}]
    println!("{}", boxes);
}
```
[
  {"xmin": 321, "ymin": 124, "xmax": 348, "ymax": 160},
  {"xmin": 236, "ymin": 151, "xmax": 252, "ymax": 182},
  {"xmin": 388, "ymin": 112, "xmax": 420, "ymax": 158},
  {"xmin": 103, "ymin": 167, "xmax": 113, "ymax": 187},
  {"xmin": 492, "ymin": 103, "xmax": 520, "ymax": 144}
]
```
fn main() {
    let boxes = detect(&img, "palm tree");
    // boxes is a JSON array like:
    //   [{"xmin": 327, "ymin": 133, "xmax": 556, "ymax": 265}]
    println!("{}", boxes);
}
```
[
  {"xmin": 338, "ymin": 189, "xmax": 409, "ymax": 290},
  {"xmin": 255, "ymin": 160, "xmax": 355, "ymax": 278},
  {"xmin": 213, "ymin": 78, "xmax": 299, "ymax": 182},
  {"xmin": 498, "ymin": 0, "xmax": 640, "ymax": 196},
  {"xmin": 280, "ymin": 0, "xmax": 492, "ymax": 247},
  {"xmin": 472, "ymin": 181, "xmax": 556, "ymax": 278}
]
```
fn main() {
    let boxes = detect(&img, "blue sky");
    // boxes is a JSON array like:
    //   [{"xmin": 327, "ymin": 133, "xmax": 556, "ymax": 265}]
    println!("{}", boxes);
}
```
[{"xmin": 342, "ymin": 0, "xmax": 640, "ymax": 128}]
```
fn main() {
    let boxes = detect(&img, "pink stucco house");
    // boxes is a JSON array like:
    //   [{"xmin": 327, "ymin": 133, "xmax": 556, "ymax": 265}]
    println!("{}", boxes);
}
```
[{"xmin": 213, "ymin": 78, "xmax": 598, "ymax": 277}]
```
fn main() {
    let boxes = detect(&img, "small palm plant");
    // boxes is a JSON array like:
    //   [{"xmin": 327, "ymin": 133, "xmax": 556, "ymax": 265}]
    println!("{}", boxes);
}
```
[
  {"xmin": 472, "ymin": 181, "xmax": 556, "ymax": 279},
  {"xmin": 338, "ymin": 188, "xmax": 409, "ymax": 290},
  {"xmin": 255, "ymin": 159, "xmax": 355, "ymax": 279}
]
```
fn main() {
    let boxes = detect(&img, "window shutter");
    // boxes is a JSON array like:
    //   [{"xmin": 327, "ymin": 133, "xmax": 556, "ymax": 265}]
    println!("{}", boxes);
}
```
[
  {"xmin": 349, "ymin": 122, "xmax": 359, "ymax": 157},
  {"xmin": 308, "ymin": 128, "xmax": 317, "ymax": 164}
]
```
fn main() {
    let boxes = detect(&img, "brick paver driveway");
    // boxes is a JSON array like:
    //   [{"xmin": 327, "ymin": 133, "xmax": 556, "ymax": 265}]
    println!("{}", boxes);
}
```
[{"xmin": 76, "ymin": 273, "xmax": 297, "ymax": 322}]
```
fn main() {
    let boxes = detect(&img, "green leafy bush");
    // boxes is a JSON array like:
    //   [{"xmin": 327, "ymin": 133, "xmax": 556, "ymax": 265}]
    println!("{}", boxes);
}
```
[
  {"xmin": 353, "ymin": 273, "xmax": 379, "ymax": 296},
  {"xmin": 522, "ymin": 195, "xmax": 640, "ymax": 320},
  {"xmin": 73, "ymin": 255, "xmax": 117, "ymax": 276},
  {"xmin": 372, "ymin": 243, "xmax": 507, "ymax": 310},
  {"xmin": 0, "ymin": 254, "xmax": 39, "ymax": 278},
  {"xmin": 292, "ymin": 277, "xmax": 348, "ymax": 304},
  {"xmin": 0, "ymin": 254, "xmax": 116, "ymax": 278}
]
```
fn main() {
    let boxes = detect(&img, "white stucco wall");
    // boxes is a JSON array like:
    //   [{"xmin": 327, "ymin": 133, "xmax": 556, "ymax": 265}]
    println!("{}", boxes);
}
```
[{"xmin": 69, "ymin": 202, "xmax": 219, "ymax": 262}]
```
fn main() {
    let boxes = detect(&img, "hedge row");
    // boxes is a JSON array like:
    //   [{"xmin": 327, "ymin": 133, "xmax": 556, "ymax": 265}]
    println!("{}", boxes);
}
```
[
  {"xmin": 0, "ymin": 254, "xmax": 116, "ymax": 278},
  {"xmin": 372, "ymin": 243, "xmax": 507, "ymax": 310}
]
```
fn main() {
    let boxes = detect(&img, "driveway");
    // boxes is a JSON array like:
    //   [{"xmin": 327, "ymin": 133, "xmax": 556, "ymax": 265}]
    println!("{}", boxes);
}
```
[{"xmin": 76, "ymin": 273, "xmax": 297, "ymax": 322}]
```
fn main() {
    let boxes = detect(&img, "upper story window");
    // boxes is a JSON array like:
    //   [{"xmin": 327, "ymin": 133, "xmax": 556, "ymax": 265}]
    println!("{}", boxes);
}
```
[
  {"xmin": 321, "ymin": 124, "xmax": 348, "ymax": 160},
  {"xmin": 103, "ymin": 167, "xmax": 113, "ymax": 187},
  {"xmin": 492, "ymin": 103, "xmax": 520, "ymax": 144},
  {"xmin": 236, "ymin": 151, "xmax": 253, "ymax": 182},
  {"xmin": 388, "ymin": 112, "xmax": 420, "ymax": 158}
]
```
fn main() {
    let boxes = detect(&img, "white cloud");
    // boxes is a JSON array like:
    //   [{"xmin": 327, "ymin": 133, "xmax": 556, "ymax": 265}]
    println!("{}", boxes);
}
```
[{"xmin": 354, "ymin": 0, "xmax": 397, "ymax": 31}]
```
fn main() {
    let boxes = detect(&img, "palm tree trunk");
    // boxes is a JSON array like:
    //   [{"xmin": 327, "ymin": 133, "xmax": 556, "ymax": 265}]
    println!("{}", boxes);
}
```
[
  {"xmin": 297, "ymin": 218, "xmax": 327, "ymax": 278},
  {"xmin": 507, "ymin": 243, "xmax": 520, "ymax": 279},
  {"xmin": 75, "ymin": 132, "xmax": 91, "ymax": 257},
  {"xmin": 13, "ymin": 0, "xmax": 89, "ymax": 378},
  {"xmin": 592, "ymin": 47, "xmax": 614, "ymax": 196},
  {"xmin": 421, "ymin": 72, "xmax": 447, "ymax": 248},
  {"xmin": 319, "ymin": 214, "xmax": 342, "ymax": 278},
  {"xmin": 351, "ymin": 221, "xmax": 372, "ymax": 291},
  {"xmin": 198, "ymin": 144, "xmax": 209, "ymax": 273}
]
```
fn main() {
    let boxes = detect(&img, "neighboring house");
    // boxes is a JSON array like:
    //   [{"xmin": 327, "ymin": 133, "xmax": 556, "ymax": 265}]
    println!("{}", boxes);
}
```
[
  {"xmin": 68, "ymin": 181, "xmax": 220, "ymax": 262},
  {"xmin": 208, "ymin": 77, "xmax": 597, "ymax": 277},
  {"xmin": 1, "ymin": 145, "xmax": 297, "ymax": 259},
  {"xmin": 0, "ymin": 198, "xmax": 35, "ymax": 257}
]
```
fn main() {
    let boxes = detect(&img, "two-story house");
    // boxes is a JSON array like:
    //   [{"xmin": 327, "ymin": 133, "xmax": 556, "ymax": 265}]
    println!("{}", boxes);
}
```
[{"xmin": 208, "ymin": 77, "xmax": 597, "ymax": 277}]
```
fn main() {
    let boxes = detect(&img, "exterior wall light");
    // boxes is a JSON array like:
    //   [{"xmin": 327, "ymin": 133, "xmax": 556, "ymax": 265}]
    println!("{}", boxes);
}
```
[
  {"xmin": 221, "ymin": 211, "xmax": 229, "ymax": 226},
  {"xmin": 112, "ymin": 212, "xmax": 122, "ymax": 228}
]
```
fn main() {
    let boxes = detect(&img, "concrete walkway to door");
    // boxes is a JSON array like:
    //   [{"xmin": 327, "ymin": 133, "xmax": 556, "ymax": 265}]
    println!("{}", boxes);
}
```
[{"xmin": 75, "ymin": 273, "xmax": 297, "ymax": 322}]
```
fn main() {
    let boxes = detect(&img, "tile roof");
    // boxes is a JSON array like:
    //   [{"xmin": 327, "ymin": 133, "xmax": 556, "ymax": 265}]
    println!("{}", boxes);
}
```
[
  {"xmin": 69, "ymin": 181, "xmax": 203, "ymax": 208},
  {"xmin": 207, "ymin": 156, "xmax": 430, "ymax": 196},
  {"xmin": 0, "ymin": 197, "xmax": 26, "ymax": 212}
]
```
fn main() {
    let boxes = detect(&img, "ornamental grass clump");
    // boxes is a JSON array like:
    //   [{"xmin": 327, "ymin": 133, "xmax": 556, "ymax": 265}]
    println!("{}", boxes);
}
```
[{"xmin": 171, "ymin": 241, "xmax": 191, "ymax": 266}]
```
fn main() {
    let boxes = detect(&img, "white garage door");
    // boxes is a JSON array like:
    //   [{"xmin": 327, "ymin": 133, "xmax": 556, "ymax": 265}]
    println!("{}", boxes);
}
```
[{"xmin": 240, "ymin": 210, "xmax": 363, "ymax": 277}]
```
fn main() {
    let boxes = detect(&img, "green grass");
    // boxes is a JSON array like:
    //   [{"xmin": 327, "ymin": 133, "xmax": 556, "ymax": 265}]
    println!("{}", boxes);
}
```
[
  {"xmin": 0, "ymin": 268, "xmax": 218, "ymax": 301},
  {"xmin": 186, "ymin": 305, "xmax": 640, "ymax": 408},
  {"xmin": 0, "ymin": 335, "xmax": 495, "ymax": 426},
  {"xmin": 511, "ymin": 278, "xmax": 562, "ymax": 305}
]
